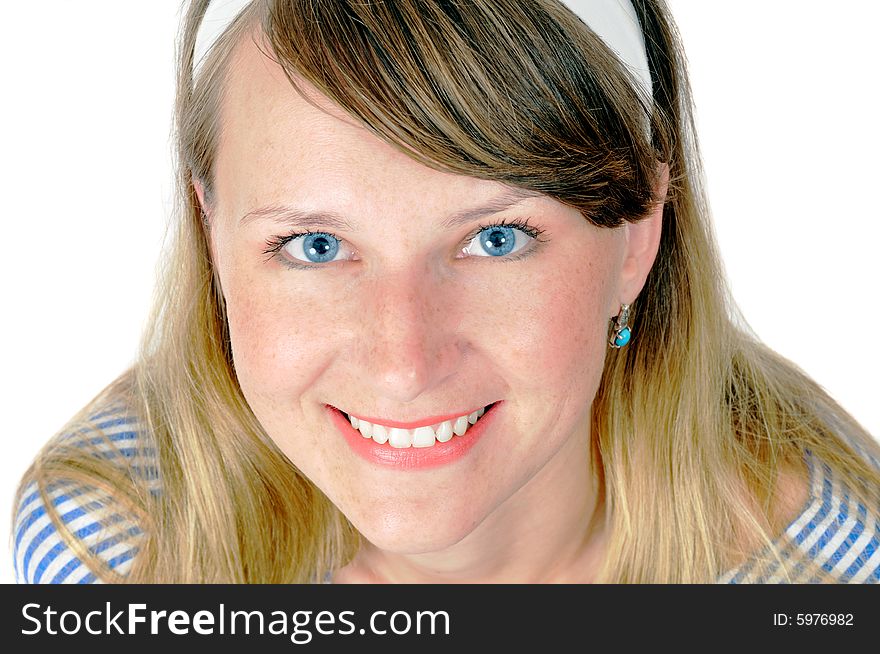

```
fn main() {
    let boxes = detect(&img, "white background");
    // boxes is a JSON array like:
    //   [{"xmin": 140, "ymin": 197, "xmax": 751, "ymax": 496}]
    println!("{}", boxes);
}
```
[{"xmin": 1, "ymin": 1, "xmax": 877, "ymax": 583}]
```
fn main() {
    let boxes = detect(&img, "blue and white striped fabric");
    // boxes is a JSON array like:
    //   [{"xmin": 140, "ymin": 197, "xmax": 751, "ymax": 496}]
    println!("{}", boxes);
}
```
[
  {"xmin": 13, "ymin": 406, "xmax": 880, "ymax": 583},
  {"xmin": 717, "ymin": 446, "xmax": 880, "ymax": 584},
  {"xmin": 13, "ymin": 405, "xmax": 158, "ymax": 584}
]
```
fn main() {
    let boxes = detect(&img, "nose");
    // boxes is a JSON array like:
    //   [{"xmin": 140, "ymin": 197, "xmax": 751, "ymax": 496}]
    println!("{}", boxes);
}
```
[{"xmin": 352, "ymin": 264, "xmax": 464, "ymax": 404}]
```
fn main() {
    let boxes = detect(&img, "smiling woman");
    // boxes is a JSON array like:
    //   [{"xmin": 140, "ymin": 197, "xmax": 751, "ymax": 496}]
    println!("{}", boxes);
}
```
[{"xmin": 11, "ymin": 0, "xmax": 880, "ymax": 584}]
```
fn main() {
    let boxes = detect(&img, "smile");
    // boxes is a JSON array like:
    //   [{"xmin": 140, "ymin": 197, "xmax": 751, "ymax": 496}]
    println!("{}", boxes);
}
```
[
  {"xmin": 328, "ymin": 402, "xmax": 500, "ymax": 470},
  {"xmin": 342, "ymin": 405, "xmax": 492, "ymax": 449}
]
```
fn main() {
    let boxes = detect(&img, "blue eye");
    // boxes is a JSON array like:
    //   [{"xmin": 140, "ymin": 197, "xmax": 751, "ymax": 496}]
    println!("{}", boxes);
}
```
[
  {"xmin": 263, "ymin": 218, "xmax": 546, "ymax": 269},
  {"xmin": 284, "ymin": 232, "xmax": 342, "ymax": 263},
  {"xmin": 463, "ymin": 224, "xmax": 535, "ymax": 258}
]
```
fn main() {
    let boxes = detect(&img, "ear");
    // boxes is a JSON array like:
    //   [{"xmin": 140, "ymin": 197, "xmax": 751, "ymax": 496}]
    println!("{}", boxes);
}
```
[
  {"xmin": 615, "ymin": 161, "xmax": 668, "ymax": 309},
  {"xmin": 192, "ymin": 175, "xmax": 220, "ymax": 267},
  {"xmin": 193, "ymin": 176, "xmax": 210, "ymax": 219}
]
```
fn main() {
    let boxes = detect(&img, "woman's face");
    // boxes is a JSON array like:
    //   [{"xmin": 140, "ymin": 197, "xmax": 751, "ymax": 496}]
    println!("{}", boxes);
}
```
[{"xmin": 201, "ymin": 34, "xmax": 661, "ymax": 554}]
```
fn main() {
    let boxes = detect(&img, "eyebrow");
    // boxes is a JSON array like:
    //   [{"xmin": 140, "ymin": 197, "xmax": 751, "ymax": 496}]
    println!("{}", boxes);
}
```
[{"xmin": 238, "ymin": 186, "xmax": 544, "ymax": 231}]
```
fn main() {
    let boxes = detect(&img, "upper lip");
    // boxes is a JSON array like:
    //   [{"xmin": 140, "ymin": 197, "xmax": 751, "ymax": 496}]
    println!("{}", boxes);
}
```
[{"xmin": 332, "ymin": 403, "xmax": 494, "ymax": 429}]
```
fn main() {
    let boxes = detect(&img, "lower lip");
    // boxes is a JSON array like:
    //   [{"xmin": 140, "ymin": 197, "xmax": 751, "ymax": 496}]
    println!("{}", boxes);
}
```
[{"xmin": 327, "ymin": 402, "xmax": 500, "ymax": 471}]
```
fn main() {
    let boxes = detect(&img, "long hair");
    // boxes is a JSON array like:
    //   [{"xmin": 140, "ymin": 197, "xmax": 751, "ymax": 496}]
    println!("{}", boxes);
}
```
[{"xmin": 13, "ymin": 0, "xmax": 880, "ymax": 583}]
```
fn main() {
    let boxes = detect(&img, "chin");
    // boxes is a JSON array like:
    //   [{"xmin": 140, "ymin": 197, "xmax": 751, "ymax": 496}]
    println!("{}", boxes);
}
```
[{"xmin": 343, "ymin": 498, "xmax": 485, "ymax": 555}]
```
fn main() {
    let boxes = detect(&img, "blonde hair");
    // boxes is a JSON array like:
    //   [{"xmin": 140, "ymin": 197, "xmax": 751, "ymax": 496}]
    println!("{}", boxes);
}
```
[{"xmin": 14, "ymin": 0, "xmax": 880, "ymax": 583}]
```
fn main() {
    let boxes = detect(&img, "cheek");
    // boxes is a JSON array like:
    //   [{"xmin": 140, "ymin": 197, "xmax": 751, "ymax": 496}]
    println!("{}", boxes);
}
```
[
  {"xmin": 540, "ymin": 264, "xmax": 606, "ymax": 370},
  {"xmin": 221, "ymin": 265, "xmax": 339, "ymax": 411},
  {"xmin": 488, "ymin": 248, "xmax": 618, "ymax": 401}
]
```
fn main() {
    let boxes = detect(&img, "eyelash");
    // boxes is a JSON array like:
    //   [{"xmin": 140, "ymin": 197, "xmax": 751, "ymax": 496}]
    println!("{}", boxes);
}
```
[{"xmin": 261, "ymin": 216, "xmax": 549, "ymax": 269}]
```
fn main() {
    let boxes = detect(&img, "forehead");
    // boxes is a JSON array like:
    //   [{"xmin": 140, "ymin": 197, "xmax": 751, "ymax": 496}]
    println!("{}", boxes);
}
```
[
  {"xmin": 214, "ymin": 29, "xmax": 511, "ymax": 218},
  {"xmin": 218, "ymin": 30, "xmax": 372, "ymax": 178}
]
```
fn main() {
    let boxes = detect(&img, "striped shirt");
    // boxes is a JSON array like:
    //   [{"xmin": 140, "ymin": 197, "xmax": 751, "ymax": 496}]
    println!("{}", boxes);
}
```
[
  {"xmin": 13, "ymin": 405, "xmax": 158, "ymax": 584},
  {"xmin": 12, "ymin": 407, "xmax": 880, "ymax": 583},
  {"xmin": 717, "ymin": 444, "xmax": 880, "ymax": 583}
]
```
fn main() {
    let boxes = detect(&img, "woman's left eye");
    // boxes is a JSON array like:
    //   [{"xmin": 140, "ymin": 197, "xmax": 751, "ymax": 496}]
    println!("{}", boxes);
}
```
[{"xmin": 461, "ymin": 222, "xmax": 542, "ymax": 258}]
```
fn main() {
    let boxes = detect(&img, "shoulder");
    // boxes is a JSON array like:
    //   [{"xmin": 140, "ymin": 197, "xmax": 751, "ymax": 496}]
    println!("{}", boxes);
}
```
[
  {"xmin": 13, "ymin": 403, "xmax": 158, "ymax": 584},
  {"xmin": 718, "ymin": 443, "xmax": 880, "ymax": 584},
  {"xmin": 787, "ymin": 447, "xmax": 880, "ymax": 583}
]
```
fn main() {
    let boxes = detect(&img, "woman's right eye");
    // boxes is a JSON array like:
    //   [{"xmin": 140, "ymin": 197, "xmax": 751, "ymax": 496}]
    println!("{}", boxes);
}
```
[
  {"xmin": 263, "ymin": 231, "xmax": 357, "ymax": 268},
  {"xmin": 284, "ymin": 232, "xmax": 345, "ymax": 264}
]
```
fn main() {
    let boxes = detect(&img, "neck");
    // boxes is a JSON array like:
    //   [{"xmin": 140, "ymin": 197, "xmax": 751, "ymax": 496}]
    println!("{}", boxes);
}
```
[{"xmin": 333, "ymin": 421, "xmax": 606, "ymax": 583}]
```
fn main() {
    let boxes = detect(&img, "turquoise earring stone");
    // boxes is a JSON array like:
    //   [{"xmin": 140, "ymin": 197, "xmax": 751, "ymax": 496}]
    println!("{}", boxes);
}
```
[{"xmin": 614, "ymin": 326, "xmax": 631, "ymax": 347}]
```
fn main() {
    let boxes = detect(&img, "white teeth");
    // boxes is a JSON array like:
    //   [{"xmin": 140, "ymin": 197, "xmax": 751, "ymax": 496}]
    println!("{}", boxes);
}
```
[
  {"xmin": 344, "ymin": 405, "xmax": 491, "ymax": 448},
  {"xmin": 435, "ymin": 420, "xmax": 454, "ymax": 443},
  {"xmin": 388, "ymin": 427, "xmax": 413, "ymax": 449},
  {"xmin": 372, "ymin": 424, "xmax": 389, "ymax": 444},
  {"xmin": 412, "ymin": 426, "xmax": 436, "ymax": 448}
]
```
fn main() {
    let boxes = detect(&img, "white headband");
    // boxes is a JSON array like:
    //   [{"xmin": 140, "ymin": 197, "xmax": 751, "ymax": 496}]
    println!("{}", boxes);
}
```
[{"xmin": 193, "ymin": 0, "xmax": 652, "ymax": 105}]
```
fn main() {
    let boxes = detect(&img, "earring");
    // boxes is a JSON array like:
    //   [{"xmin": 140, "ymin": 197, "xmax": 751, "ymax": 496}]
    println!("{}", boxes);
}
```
[{"xmin": 608, "ymin": 304, "xmax": 632, "ymax": 349}]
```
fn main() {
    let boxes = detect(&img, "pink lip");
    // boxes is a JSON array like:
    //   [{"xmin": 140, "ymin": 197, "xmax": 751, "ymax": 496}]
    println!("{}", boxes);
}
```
[
  {"xmin": 327, "ymin": 402, "xmax": 500, "ymax": 471},
  {"xmin": 343, "ymin": 408, "xmax": 488, "ymax": 429}
]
